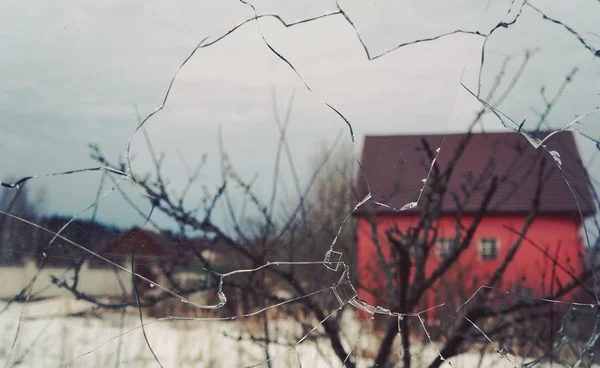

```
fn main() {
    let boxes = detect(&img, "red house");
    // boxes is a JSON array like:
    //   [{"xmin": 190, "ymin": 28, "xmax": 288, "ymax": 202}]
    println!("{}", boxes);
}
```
[
  {"xmin": 354, "ymin": 131, "xmax": 594, "ymax": 316},
  {"xmin": 100, "ymin": 227, "xmax": 232, "ymax": 294}
]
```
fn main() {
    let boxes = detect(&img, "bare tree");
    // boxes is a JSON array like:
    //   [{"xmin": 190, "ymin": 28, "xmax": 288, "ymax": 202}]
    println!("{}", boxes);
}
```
[
  {"xmin": 0, "ymin": 181, "xmax": 45, "ymax": 265},
  {"xmin": 2, "ymin": 2, "xmax": 599, "ymax": 367},
  {"xmin": 57, "ymin": 72, "xmax": 596, "ymax": 367}
]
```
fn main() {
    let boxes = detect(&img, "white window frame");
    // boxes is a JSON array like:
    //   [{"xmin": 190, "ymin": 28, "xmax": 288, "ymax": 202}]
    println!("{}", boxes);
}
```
[
  {"xmin": 478, "ymin": 237, "xmax": 500, "ymax": 261},
  {"xmin": 437, "ymin": 237, "xmax": 458, "ymax": 259}
]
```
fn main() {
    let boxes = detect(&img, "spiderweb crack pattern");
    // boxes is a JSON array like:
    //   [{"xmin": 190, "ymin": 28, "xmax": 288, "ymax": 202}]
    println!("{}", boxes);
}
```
[{"xmin": 1, "ymin": 1, "xmax": 599, "ymax": 367}]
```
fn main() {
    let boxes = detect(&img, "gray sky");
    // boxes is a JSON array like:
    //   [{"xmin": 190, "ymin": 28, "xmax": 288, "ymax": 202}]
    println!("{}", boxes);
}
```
[{"xmin": 0, "ymin": 0, "xmax": 598, "ymax": 230}]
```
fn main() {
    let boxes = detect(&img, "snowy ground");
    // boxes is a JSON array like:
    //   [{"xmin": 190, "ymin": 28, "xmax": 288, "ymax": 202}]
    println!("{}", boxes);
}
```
[{"xmin": 0, "ymin": 298, "xmax": 590, "ymax": 367}]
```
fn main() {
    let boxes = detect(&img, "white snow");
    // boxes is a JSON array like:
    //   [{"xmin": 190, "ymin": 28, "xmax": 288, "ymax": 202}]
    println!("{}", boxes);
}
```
[{"xmin": 0, "ymin": 298, "xmax": 595, "ymax": 367}]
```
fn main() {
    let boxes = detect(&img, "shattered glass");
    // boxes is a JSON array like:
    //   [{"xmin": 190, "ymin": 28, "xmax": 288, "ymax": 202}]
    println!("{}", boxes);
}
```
[{"xmin": 1, "ymin": 0, "xmax": 599, "ymax": 367}]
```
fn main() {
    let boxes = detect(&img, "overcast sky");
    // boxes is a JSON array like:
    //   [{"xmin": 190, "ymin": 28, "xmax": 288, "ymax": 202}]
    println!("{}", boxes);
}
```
[{"xmin": 0, "ymin": 0, "xmax": 598, "ymax": 231}]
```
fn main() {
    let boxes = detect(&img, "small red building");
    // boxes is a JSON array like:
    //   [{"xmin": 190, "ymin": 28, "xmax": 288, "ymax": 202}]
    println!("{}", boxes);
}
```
[
  {"xmin": 101, "ymin": 227, "xmax": 231, "ymax": 294},
  {"xmin": 354, "ymin": 131, "xmax": 595, "ymax": 315}
]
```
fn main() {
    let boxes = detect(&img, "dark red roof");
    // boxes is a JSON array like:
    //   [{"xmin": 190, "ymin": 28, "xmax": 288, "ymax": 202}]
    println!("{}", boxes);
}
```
[
  {"xmin": 355, "ymin": 131, "xmax": 595, "ymax": 217},
  {"xmin": 101, "ymin": 227, "xmax": 232, "ymax": 260}
]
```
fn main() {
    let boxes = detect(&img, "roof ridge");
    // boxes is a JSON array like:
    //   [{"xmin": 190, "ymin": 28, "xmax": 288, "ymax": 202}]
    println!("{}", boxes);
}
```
[{"xmin": 363, "ymin": 130, "xmax": 561, "ymax": 139}]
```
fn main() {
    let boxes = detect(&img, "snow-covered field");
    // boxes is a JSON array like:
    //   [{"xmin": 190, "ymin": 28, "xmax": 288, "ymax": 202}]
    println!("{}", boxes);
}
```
[{"xmin": 0, "ymin": 298, "xmax": 589, "ymax": 367}]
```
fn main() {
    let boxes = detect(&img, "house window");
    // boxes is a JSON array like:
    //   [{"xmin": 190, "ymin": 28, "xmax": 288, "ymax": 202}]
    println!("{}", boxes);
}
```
[
  {"xmin": 408, "ymin": 245, "xmax": 422, "ymax": 260},
  {"xmin": 516, "ymin": 286, "xmax": 535, "ymax": 301},
  {"xmin": 479, "ymin": 237, "xmax": 499, "ymax": 261},
  {"xmin": 437, "ymin": 237, "xmax": 458, "ymax": 259}
]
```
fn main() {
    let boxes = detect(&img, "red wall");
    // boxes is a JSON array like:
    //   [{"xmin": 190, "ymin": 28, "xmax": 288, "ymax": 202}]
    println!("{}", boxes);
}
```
[{"xmin": 356, "ymin": 214, "xmax": 585, "ymax": 315}]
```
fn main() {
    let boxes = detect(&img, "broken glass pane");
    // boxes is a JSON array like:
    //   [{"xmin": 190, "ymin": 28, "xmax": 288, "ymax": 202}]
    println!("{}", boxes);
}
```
[{"xmin": 1, "ymin": 0, "xmax": 599, "ymax": 367}]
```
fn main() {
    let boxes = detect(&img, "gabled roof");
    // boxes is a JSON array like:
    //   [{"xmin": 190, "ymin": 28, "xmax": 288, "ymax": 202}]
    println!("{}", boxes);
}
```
[
  {"xmin": 355, "ymin": 131, "xmax": 595, "ymax": 217},
  {"xmin": 101, "ymin": 227, "xmax": 230, "ymax": 259}
]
